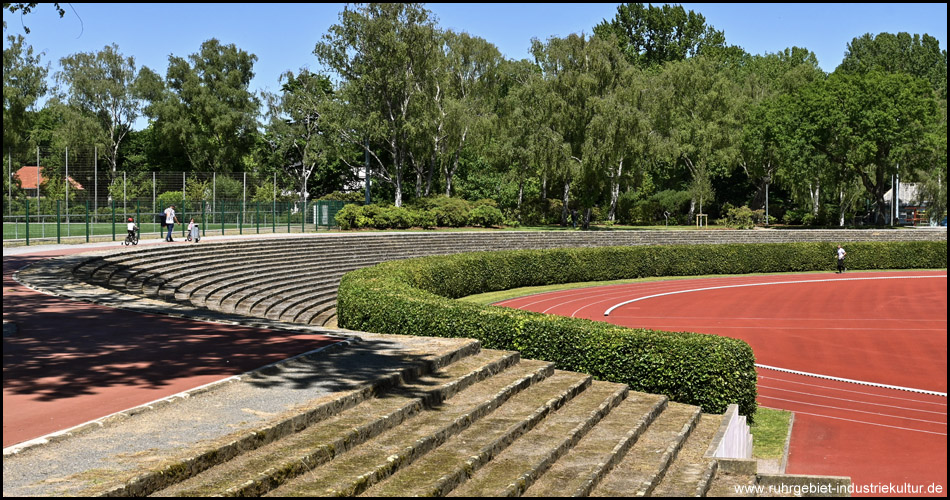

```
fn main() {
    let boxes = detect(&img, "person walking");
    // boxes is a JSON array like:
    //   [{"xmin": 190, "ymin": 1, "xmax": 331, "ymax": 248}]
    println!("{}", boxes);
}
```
[
  {"xmin": 836, "ymin": 245, "xmax": 847, "ymax": 274},
  {"xmin": 164, "ymin": 205, "xmax": 180, "ymax": 242}
]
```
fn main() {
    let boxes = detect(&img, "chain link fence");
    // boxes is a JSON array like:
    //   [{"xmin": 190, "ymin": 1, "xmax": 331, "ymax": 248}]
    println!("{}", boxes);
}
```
[{"xmin": 3, "ymin": 147, "xmax": 349, "ymax": 245}]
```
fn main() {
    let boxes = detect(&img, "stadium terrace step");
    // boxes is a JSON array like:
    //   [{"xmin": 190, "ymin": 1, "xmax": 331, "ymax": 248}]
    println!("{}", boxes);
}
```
[
  {"xmin": 436, "ymin": 381, "xmax": 628, "ymax": 498},
  {"xmin": 707, "ymin": 470, "xmax": 759, "ymax": 497},
  {"xmin": 152, "ymin": 348, "xmax": 523, "ymax": 497},
  {"xmin": 264, "ymin": 367, "xmax": 585, "ymax": 497},
  {"xmin": 520, "ymin": 391, "xmax": 668, "ymax": 497},
  {"xmin": 590, "ymin": 402, "xmax": 702, "ymax": 497},
  {"xmin": 650, "ymin": 413, "xmax": 723, "ymax": 497}
]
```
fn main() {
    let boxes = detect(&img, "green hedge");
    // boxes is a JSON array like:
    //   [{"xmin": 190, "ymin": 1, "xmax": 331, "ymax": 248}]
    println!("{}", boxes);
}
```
[{"xmin": 337, "ymin": 241, "xmax": 946, "ymax": 417}]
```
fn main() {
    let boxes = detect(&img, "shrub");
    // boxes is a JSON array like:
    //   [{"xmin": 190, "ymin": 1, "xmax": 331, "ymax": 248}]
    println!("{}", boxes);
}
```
[
  {"xmin": 467, "ymin": 205, "xmax": 504, "ymax": 228},
  {"xmin": 720, "ymin": 204, "xmax": 757, "ymax": 229},
  {"xmin": 432, "ymin": 199, "xmax": 471, "ymax": 227},
  {"xmin": 413, "ymin": 209, "xmax": 437, "ymax": 229},
  {"xmin": 335, "ymin": 203, "xmax": 362, "ymax": 230},
  {"xmin": 385, "ymin": 206, "xmax": 413, "ymax": 229}
]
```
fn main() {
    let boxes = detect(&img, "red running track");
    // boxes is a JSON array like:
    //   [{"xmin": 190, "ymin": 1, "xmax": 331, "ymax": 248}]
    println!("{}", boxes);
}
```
[
  {"xmin": 3, "ymin": 247, "xmax": 344, "ymax": 449},
  {"xmin": 496, "ymin": 271, "xmax": 947, "ymax": 497}
]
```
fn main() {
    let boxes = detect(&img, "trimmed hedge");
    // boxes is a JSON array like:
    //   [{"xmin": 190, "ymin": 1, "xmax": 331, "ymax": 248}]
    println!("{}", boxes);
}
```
[{"xmin": 337, "ymin": 241, "xmax": 946, "ymax": 417}]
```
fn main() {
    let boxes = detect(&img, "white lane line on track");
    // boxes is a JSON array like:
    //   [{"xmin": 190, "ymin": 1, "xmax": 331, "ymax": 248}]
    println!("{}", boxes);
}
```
[
  {"xmin": 777, "ymin": 409, "xmax": 948, "ymax": 436},
  {"xmin": 758, "ymin": 395, "xmax": 948, "ymax": 426},
  {"xmin": 756, "ymin": 364, "xmax": 947, "ymax": 397},
  {"xmin": 603, "ymin": 274, "xmax": 947, "ymax": 316},
  {"xmin": 757, "ymin": 385, "xmax": 949, "ymax": 415},
  {"xmin": 757, "ymin": 375, "xmax": 948, "ymax": 406}
]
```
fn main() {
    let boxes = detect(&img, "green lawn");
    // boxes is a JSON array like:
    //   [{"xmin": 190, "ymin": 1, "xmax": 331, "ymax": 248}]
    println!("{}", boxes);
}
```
[
  {"xmin": 3, "ymin": 221, "xmax": 321, "ymax": 241},
  {"xmin": 751, "ymin": 407, "xmax": 793, "ymax": 459}
]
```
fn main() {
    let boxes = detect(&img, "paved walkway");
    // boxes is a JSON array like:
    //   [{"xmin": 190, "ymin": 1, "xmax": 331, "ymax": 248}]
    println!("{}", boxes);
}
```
[{"xmin": 3, "ymin": 236, "xmax": 348, "ymax": 449}]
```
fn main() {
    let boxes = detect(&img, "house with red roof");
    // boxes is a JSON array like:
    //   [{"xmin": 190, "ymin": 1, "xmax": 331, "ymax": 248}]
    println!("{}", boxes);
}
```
[{"xmin": 14, "ymin": 166, "xmax": 84, "ymax": 193}]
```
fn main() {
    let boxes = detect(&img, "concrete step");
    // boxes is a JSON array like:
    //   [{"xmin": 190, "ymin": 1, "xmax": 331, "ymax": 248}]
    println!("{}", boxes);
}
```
[
  {"xmin": 263, "ymin": 366, "xmax": 583, "ymax": 497},
  {"xmin": 440, "ymin": 381, "xmax": 627, "ymax": 498},
  {"xmin": 651, "ymin": 412, "xmax": 722, "ymax": 497},
  {"xmin": 590, "ymin": 402, "xmax": 701, "ymax": 497},
  {"xmin": 521, "ymin": 391, "xmax": 668, "ymax": 497},
  {"xmin": 153, "ymin": 348, "xmax": 522, "ymax": 497},
  {"xmin": 706, "ymin": 471, "xmax": 758, "ymax": 497}
]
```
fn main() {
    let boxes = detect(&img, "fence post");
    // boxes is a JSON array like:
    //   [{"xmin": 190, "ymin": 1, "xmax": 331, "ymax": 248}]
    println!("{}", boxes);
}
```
[
  {"xmin": 287, "ymin": 202, "xmax": 290, "ymax": 234},
  {"xmin": 112, "ymin": 200, "xmax": 116, "ymax": 241},
  {"xmin": 272, "ymin": 199, "xmax": 276, "ymax": 233},
  {"xmin": 181, "ymin": 198, "xmax": 186, "ymax": 239},
  {"xmin": 301, "ymin": 201, "xmax": 305, "ymax": 233},
  {"xmin": 56, "ymin": 199, "xmax": 61, "ymax": 244},
  {"xmin": 201, "ymin": 200, "xmax": 206, "ymax": 237},
  {"xmin": 25, "ymin": 198, "xmax": 30, "ymax": 246},
  {"xmin": 221, "ymin": 201, "xmax": 225, "ymax": 236},
  {"xmin": 239, "ymin": 202, "xmax": 243, "ymax": 235},
  {"xmin": 257, "ymin": 202, "xmax": 260, "ymax": 234},
  {"xmin": 85, "ymin": 200, "xmax": 90, "ymax": 243},
  {"xmin": 136, "ymin": 200, "xmax": 140, "ymax": 237}
]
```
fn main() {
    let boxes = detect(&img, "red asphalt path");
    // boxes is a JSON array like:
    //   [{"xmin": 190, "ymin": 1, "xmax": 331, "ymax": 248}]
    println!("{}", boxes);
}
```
[
  {"xmin": 496, "ymin": 271, "xmax": 948, "ymax": 497},
  {"xmin": 3, "ymin": 246, "xmax": 343, "ymax": 449}
]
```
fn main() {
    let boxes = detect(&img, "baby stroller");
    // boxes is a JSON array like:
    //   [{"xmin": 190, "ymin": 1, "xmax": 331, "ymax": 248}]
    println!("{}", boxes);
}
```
[{"xmin": 186, "ymin": 223, "xmax": 200, "ymax": 242}]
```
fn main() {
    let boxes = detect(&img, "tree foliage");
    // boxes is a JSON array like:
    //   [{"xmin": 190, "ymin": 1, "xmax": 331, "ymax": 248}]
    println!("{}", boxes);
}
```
[
  {"xmin": 148, "ymin": 38, "xmax": 260, "ymax": 173},
  {"xmin": 2, "ymin": 4, "xmax": 946, "ymax": 226}
]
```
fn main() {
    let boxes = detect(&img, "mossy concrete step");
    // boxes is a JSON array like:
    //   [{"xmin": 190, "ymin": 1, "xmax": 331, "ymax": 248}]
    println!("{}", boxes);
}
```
[
  {"xmin": 706, "ymin": 471, "xmax": 758, "ymax": 497},
  {"xmin": 153, "ymin": 348, "xmax": 520, "ymax": 497},
  {"xmin": 650, "ymin": 413, "xmax": 722, "ymax": 497},
  {"xmin": 590, "ymin": 402, "xmax": 701, "ymax": 497},
  {"xmin": 264, "ymin": 367, "xmax": 584, "ymax": 497},
  {"xmin": 441, "ymin": 381, "xmax": 628, "ymax": 498},
  {"xmin": 520, "ymin": 391, "xmax": 668, "ymax": 497},
  {"xmin": 362, "ymin": 380, "xmax": 625, "ymax": 497}
]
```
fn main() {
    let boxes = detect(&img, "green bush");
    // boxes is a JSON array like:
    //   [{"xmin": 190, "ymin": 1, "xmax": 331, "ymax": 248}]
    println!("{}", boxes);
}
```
[
  {"xmin": 338, "ymin": 241, "xmax": 947, "ymax": 417},
  {"xmin": 433, "ymin": 199, "xmax": 471, "ymax": 227},
  {"xmin": 413, "ymin": 209, "xmax": 437, "ymax": 229},
  {"xmin": 720, "ymin": 204, "xmax": 758, "ymax": 229},
  {"xmin": 335, "ymin": 203, "xmax": 361, "ymax": 230},
  {"xmin": 468, "ymin": 205, "xmax": 504, "ymax": 228}
]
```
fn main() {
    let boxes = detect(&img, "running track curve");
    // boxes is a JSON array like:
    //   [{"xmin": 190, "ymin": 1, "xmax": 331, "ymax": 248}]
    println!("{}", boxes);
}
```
[
  {"xmin": 495, "ymin": 270, "xmax": 947, "ymax": 497},
  {"xmin": 3, "ymin": 247, "xmax": 344, "ymax": 449}
]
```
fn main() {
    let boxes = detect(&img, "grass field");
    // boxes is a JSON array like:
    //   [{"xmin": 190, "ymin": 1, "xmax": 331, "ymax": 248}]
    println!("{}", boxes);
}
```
[{"xmin": 3, "ymin": 221, "xmax": 325, "ymax": 241}]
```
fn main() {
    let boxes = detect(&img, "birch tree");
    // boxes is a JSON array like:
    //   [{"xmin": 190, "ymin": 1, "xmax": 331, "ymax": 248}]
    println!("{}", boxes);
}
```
[
  {"xmin": 56, "ymin": 43, "xmax": 150, "ymax": 175},
  {"xmin": 314, "ymin": 3, "xmax": 441, "ymax": 207}
]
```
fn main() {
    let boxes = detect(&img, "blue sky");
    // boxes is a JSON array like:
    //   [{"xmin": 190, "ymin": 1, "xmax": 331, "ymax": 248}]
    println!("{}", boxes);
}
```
[{"xmin": 4, "ymin": 2, "xmax": 947, "ymax": 126}]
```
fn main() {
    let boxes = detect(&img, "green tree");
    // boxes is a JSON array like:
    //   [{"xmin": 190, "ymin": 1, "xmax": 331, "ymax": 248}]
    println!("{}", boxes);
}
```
[
  {"xmin": 651, "ymin": 56, "xmax": 742, "ymax": 217},
  {"xmin": 530, "ymin": 33, "xmax": 626, "ymax": 227},
  {"xmin": 837, "ymin": 31, "xmax": 947, "ymax": 224},
  {"xmin": 314, "ymin": 3, "xmax": 441, "ymax": 207},
  {"xmin": 149, "ymin": 38, "xmax": 260, "ymax": 173},
  {"xmin": 583, "ymin": 64, "xmax": 652, "ymax": 222},
  {"xmin": 737, "ymin": 47, "xmax": 825, "ymax": 216},
  {"xmin": 3, "ymin": 2, "xmax": 65, "ymax": 34},
  {"xmin": 593, "ymin": 3, "xmax": 727, "ymax": 68},
  {"xmin": 263, "ymin": 69, "xmax": 338, "ymax": 205},
  {"xmin": 437, "ymin": 30, "xmax": 503, "ymax": 197},
  {"xmin": 56, "ymin": 43, "xmax": 151, "ymax": 176},
  {"xmin": 3, "ymin": 32, "xmax": 48, "ymax": 152},
  {"xmin": 790, "ymin": 72, "xmax": 939, "ymax": 223},
  {"xmin": 838, "ymin": 32, "xmax": 947, "ymax": 98}
]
